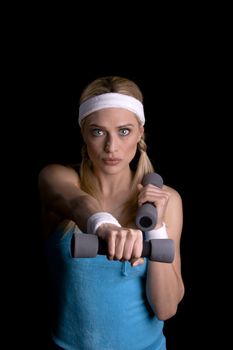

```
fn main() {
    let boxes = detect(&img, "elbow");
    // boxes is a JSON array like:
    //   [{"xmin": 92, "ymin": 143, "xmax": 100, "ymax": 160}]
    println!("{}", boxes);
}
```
[
  {"xmin": 151, "ymin": 287, "xmax": 185, "ymax": 321},
  {"xmin": 158, "ymin": 285, "xmax": 185, "ymax": 321},
  {"xmin": 156, "ymin": 305, "xmax": 178, "ymax": 321},
  {"xmin": 158, "ymin": 307, "xmax": 178, "ymax": 321},
  {"xmin": 148, "ymin": 298, "xmax": 179, "ymax": 320}
]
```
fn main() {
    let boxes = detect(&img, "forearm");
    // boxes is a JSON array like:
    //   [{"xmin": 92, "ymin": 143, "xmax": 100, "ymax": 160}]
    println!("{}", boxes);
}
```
[
  {"xmin": 46, "ymin": 189, "xmax": 101, "ymax": 231},
  {"xmin": 146, "ymin": 261, "xmax": 184, "ymax": 320},
  {"xmin": 38, "ymin": 164, "xmax": 101, "ymax": 231}
]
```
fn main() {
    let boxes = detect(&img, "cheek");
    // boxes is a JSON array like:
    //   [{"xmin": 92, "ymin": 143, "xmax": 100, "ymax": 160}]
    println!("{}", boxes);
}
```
[
  {"xmin": 86, "ymin": 143, "xmax": 98, "ymax": 157},
  {"xmin": 86, "ymin": 139, "xmax": 106, "ymax": 164},
  {"xmin": 125, "ymin": 139, "xmax": 138, "ymax": 157}
]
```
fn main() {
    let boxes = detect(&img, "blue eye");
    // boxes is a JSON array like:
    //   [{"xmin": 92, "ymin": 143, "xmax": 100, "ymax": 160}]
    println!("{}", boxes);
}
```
[
  {"xmin": 92, "ymin": 129, "xmax": 105, "ymax": 136},
  {"xmin": 119, "ymin": 128, "xmax": 130, "ymax": 136}
]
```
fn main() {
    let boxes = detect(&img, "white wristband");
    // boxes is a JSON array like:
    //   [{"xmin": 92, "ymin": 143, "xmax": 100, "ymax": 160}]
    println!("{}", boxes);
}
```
[
  {"xmin": 145, "ymin": 223, "xmax": 168, "ymax": 241},
  {"xmin": 87, "ymin": 212, "xmax": 121, "ymax": 235}
]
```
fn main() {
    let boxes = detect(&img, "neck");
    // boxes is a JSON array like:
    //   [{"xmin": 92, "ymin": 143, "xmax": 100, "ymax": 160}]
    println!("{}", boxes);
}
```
[{"xmin": 94, "ymin": 168, "xmax": 133, "ymax": 198}]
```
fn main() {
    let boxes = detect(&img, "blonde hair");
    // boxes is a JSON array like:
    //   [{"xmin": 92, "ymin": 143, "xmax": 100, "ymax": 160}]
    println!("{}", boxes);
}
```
[{"xmin": 79, "ymin": 76, "xmax": 154, "ymax": 225}]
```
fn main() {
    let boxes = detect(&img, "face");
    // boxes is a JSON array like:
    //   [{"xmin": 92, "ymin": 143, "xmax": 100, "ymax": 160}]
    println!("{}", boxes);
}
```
[{"xmin": 82, "ymin": 108, "xmax": 144, "ymax": 175}]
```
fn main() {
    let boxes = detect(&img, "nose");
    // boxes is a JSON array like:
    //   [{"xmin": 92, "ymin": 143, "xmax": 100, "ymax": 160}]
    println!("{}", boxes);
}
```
[{"xmin": 104, "ymin": 135, "xmax": 118, "ymax": 153}]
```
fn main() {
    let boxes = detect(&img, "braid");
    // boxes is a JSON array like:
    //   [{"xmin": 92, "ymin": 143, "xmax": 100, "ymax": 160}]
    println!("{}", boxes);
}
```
[{"xmin": 137, "ymin": 138, "xmax": 147, "ymax": 153}]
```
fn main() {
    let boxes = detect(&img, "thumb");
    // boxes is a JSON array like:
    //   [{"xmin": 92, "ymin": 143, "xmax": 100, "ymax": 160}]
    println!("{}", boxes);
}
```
[{"xmin": 131, "ymin": 257, "xmax": 144, "ymax": 267}]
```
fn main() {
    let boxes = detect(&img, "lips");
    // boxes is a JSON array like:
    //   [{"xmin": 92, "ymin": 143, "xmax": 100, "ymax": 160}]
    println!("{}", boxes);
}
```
[{"xmin": 102, "ymin": 158, "xmax": 121, "ymax": 165}]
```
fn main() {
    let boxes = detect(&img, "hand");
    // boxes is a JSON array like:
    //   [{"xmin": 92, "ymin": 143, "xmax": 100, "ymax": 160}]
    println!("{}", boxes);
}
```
[
  {"xmin": 137, "ymin": 183, "xmax": 170, "ymax": 228},
  {"xmin": 96, "ymin": 224, "xmax": 144, "ymax": 265}
]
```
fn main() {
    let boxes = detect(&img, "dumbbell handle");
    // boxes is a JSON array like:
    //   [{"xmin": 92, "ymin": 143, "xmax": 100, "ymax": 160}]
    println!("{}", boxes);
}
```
[
  {"xmin": 135, "ymin": 172, "xmax": 164, "ymax": 231},
  {"xmin": 71, "ymin": 233, "xmax": 175, "ymax": 263}
]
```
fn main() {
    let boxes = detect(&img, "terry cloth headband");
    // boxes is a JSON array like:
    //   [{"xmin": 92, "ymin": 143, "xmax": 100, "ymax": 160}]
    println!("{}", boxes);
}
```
[{"xmin": 78, "ymin": 93, "xmax": 145, "ymax": 126}]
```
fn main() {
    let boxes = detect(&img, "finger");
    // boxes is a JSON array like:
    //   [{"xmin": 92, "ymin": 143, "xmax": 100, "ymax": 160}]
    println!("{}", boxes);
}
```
[
  {"xmin": 107, "ymin": 234, "xmax": 116, "ymax": 260},
  {"xmin": 114, "ymin": 232, "xmax": 127, "ymax": 260},
  {"xmin": 122, "ymin": 230, "xmax": 135, "ymax": 261},
  {"xmin": 133, "ymin": 231, "xmax": 143, "ymax": 258}
]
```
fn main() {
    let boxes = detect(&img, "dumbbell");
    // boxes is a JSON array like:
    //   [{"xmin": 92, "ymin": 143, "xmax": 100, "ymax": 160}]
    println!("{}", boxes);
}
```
[
  {"xmin": 71, "ymin": 233, "xmax": 175, "ymax": 263},
  {"xmin": 135, "ymin": 172, "xmax": 163, "ymax": 231}
]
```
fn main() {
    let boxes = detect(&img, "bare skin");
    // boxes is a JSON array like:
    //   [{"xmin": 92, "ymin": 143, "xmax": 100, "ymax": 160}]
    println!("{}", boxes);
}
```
[{"xmin": 38, "ymin": 108, "xmax": 184, "ymax": 320}]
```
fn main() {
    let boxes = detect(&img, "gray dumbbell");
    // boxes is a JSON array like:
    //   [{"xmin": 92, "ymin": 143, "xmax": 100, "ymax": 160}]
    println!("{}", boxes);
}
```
[
  {"xmin": 71, "ymin": 233, "xmax": 175, "ymax": 263},
  {"xmin": 135, "ymin": 172, "xmax": 163, "ymax": 231}
]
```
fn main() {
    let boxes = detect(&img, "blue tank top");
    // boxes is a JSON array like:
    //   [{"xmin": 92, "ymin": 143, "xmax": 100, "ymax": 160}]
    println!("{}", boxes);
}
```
[{"xmin": 45, "ymin": 225, "xmax": 166, "ymax": 350}]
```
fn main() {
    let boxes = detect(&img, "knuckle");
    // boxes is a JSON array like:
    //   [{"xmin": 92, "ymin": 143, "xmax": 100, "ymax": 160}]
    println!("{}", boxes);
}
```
[
  {"xmin": 120, "ymin": 228, "xmax": 128, "ymax": 236},
  {"xmin": 109, "ymin": 230, "xmax": 117, "ymax": 239},
  {"xmin": 127, "ymin": 229, "xmax": 134, "ymax": 238}
]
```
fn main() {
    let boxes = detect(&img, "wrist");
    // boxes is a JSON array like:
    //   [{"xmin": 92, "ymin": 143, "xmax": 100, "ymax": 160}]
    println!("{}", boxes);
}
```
[
  {"xmin": 144, "ymin": 223, "xmax": 168, "ymax": 241},
  {"xmin": 87, "ymin": 212, "xmax": 121, "ymax": 235}
]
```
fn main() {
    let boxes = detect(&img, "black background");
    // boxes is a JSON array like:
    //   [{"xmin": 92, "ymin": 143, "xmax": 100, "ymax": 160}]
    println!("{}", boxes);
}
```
[{"xmin": 5, "ymin": 10, "xmax": 228, "ymax": 349}]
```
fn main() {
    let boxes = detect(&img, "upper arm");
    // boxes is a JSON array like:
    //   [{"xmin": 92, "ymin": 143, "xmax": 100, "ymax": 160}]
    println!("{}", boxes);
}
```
[
  {"xmin": 164, "ymin": 186, "xmax": 183, "ymax": 272},
  {"xmin": 164, "ymin": 187, "xmax": 183, "ymax": 239}
]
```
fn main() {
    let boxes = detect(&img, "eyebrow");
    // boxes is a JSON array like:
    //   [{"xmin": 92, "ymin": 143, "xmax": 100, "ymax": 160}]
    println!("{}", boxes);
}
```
[{"xmin": 88, "ymin": 123, "xmax": 135, "ymax": 128}]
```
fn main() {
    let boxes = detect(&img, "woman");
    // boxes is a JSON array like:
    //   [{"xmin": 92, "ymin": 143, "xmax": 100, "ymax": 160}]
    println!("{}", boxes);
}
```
[{"xmin": 39, "ymin": 76, "xmax": 184, "ymax": 350}]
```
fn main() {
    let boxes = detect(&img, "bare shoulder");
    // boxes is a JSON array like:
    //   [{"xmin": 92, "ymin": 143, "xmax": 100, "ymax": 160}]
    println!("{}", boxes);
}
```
[
  {"xmin": 163, "ymin": 184, "xmax": 183, "ymax": 237},
  {"xmin": 163, "ymin": 185, "xmax": 183, "ymax": 216},
  {"xmin": 163, "ymin": 184, "xmax": 182, "ymax": 204}
]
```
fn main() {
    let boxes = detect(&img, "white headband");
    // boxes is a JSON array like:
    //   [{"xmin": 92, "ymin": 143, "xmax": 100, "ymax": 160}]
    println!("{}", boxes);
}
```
[{"xmin": 78, "ymin": 93, "xmax": 145, "ymax": 126}]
